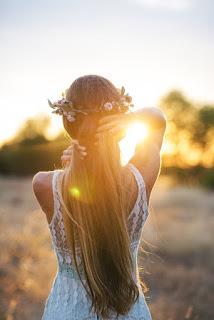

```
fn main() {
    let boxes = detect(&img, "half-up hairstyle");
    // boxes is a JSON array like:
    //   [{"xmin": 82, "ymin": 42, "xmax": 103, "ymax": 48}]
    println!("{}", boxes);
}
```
[{"xmin": 57, "ymin": 75, "xmax": 140, "ymax": 319}]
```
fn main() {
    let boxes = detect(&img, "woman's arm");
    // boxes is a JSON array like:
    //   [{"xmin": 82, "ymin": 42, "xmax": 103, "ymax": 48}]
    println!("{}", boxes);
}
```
[
  {"xmin": 95, "ymin": 107, "xmax": 167, "ymax": 199},
  {"xmin": 131, "ymin": 107, "xmax": 167, "ymax": 151},
  {"xmin": 131, "ymin": 107, "xmax": 166, "ymax": 131},
  {"xmin": 128, "ymin": 108, "xmax": 167, "ymax": 199},
  {"xmin": 61, "ymin": 107, "xmax": 167, "ymax": 168},
  {"xmin": 60, "ymin": 107, "xmax": 166, "ymax": 205},
  {"xmin": 96, "ymin": 107, "xmax": 166, "ymax": 146}
]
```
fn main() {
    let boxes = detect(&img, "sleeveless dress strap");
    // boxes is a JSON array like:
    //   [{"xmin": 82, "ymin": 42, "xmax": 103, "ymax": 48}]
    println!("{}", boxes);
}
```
[
  {"xmin": 127, "ymin": 163, "xmax": 149, "ymax": 244},
  {"xmin": 49, "ymin": 170, "xmax": 63, "ymax": 228},
  {"xmin": 127, "ymin": 162, "xmax": 148, "ymax": 212}
]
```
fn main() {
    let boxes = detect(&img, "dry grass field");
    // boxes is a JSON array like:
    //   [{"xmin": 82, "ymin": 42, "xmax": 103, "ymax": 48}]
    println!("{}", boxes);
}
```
[{"xmin": 0, "ymin": 174, "xmax": 213, "ymax": 320}]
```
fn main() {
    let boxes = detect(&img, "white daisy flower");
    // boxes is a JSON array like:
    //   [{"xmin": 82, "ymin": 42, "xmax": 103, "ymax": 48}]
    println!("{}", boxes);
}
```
[
  {"xmin": 103, "ymin": 102, "xmax": 113, "ymax": 111},
  {"xmin": 67, "ymin": 115, "xmax": 75, "ymax": 122}
]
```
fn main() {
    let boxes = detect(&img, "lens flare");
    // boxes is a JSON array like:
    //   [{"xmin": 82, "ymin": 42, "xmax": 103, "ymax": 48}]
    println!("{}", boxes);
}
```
[
  {"xmin": 119, "ymin": 122, "xmax": 149, "ymax": 165},
  {"xmin": 69, "ymin": 187, "xmax": 81, "ymax": 198}
]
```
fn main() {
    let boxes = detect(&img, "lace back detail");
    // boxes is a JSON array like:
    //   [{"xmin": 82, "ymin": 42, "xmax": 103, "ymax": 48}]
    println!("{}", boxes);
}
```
[
  {"xmin": 49, "ymin": 170, "xmax": 83, "ymax": 279},
  {"xmin": 49, "ymin": 170, "xmax": 67, "ymax": 249},
  {"xmin": 48, "ymin": 166, "xmax": 149, "ymax": 278},
  {"xmin": 127, "ymin": 163, "xmax": 149, "ymax": 244},
  {"xmin": 42, "ymin": 169, "xmax": 152, "ymax": 319}
]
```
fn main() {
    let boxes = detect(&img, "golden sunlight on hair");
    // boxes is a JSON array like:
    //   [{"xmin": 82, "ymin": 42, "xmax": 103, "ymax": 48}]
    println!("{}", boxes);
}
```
[{"xmin": 119, "ymin": 122, "xmax": 149, "ymax": 165}]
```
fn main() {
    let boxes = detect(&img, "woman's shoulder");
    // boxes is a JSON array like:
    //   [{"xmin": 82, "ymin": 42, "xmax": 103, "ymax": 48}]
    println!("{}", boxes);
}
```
[
  {"xmin": 32, "ymin": 170, "xmax": 63, "ymax": 223},
  {"xmin": 33, "ymin": 169, "xmax": 65, "ymax": 196},
  {"xmin": 32, "ymin": 170, "xmax": 54, "ymax": 192},
  {"xmin": 32, "ymin": 171, "xmax": 55, "ymax": 208},
  {"xmin": 32, "ymin": 170, "xmax": 64, "ymax": 203}
]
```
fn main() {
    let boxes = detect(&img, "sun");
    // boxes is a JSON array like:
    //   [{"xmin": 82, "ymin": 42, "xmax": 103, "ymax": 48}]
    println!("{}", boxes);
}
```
[
  {"xmin": 125, "ymin": 122, "xmax": 149, "ymax": 142},
  {"xmin": 119, "ymin": 122, "xmax": 149, "ymax": 165}
]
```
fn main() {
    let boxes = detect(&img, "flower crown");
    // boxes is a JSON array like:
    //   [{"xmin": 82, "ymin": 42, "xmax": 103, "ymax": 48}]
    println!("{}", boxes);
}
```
[{"xmin": 48, "ymin": 86, "xmax": 134, "ymax": 123}]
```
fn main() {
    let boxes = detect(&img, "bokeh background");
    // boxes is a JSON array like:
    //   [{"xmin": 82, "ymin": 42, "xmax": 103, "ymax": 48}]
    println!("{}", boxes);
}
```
[{"xmin": 0, "ymin": 0, "xmax": 213, "ymax": 319}]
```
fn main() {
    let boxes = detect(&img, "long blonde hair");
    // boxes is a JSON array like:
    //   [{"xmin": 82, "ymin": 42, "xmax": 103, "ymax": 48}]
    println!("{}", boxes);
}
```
[{"xmin": 59, "ymin": 75, "xmax": 140, "ymax": 318}]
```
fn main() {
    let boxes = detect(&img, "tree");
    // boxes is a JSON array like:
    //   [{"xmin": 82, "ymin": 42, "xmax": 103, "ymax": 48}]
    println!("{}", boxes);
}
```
[
  {"xmin": 12, "ymin": 114, "xmax": 50, "ymax": 145},
  {"xmin": 160, "ymin": 91, "xmax": 197, "ymax": 167},
  {"xmin": 160, "ymin": 91, "xmax": 214, "ymax": 168}
]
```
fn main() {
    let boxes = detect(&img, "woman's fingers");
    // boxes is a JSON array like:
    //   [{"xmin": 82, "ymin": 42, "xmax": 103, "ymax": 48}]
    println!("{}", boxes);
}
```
[
  {"xmin": 109, "ymin": 127, "xmax": 126, "ymax": 139},
  {"xmin": 96, "ymin": 123, "xmax": 116, "ymax": 133},
  {"xmin": 95, "ymin": 120, "xmax": 125, "ymax": 140},
  {"xmin": 61, "ymin": 140, "xmax": 87, "ymax": 165},
  {"xmin": 97, "ymin": 114, "xmax": 129, "ymax": 132},
  {"xmin": 61, "ymin": 153, "xmax": 71, "ymax": 161},
  {"xmin": 71, "ymin": 139, "xmax": 79, "ymax": 145},
  {"xmin": 96, "ymin": 119, "xmax": 121, "ymax": 132},
  {"xmin": 98, "ymin": 114, "xmax": 121, "ymax": 125},
  {"xmin": 63, "ymin": 149, "xmax": 72, "ymax": 156},
  {"xmin": 61, "ymin": 146, "xmax": 73, "ymax": 167},
  {"xmin": 77, "ymin": 145, "xmax": 86, "ymax": 151},
  {"xmin": 61, "ymin": 156, "xmax": 70, "ymax": 167},
  {"xmin": 71, "ymin": 140, "xmax": 86, "ymax": 150},
  {"xmin": 95, "ymin": 128, "xmax": 125, "ymax": 142}
]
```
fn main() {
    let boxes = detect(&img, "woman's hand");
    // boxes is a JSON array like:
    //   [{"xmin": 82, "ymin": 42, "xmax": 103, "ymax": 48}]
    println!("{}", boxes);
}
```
[
  {"xmin": 95, "ymin": 113, "xmax": 132, "ymax": 142},
  {"xmin": 61, "ymin": 145, "xmax": 73, "ymax": 167},
  {"xmin": 61, "ymin": 140, "xmax": 87, "ymax": 167}
]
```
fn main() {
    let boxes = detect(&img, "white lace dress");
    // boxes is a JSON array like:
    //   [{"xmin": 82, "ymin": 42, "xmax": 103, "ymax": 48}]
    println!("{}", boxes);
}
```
[{"xmin": 41, "ymin": 163, "xmax": 152, "ymax": 320}]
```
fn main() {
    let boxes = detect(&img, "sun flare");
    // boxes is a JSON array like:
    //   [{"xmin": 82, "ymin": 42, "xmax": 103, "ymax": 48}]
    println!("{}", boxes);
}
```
[
  {"xmin": 119, "ymin": 122, "xmax": 149, "ymax": 165},
  {"xmin": 69, "ymin": 187, "xmax": 81, "ymax": 198},
  {"xmin": 126, "ymin": 122, "xmax": 149, "ymax": 142}
]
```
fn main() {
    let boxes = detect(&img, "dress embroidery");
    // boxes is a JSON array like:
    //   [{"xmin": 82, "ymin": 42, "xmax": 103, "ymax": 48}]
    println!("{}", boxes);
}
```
[{"xmin": 41, "ymin": 163, "xmax": 152, "ymax": 320}]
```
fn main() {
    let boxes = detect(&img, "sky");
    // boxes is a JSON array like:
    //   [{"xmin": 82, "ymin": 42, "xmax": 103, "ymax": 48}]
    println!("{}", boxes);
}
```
[{"xmin": 0, "ymin": 0, "xmax": 214, "ymax": 145}]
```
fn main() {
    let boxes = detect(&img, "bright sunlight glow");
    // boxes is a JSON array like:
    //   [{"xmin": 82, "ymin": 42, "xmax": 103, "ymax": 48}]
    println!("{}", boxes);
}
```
[
  {"xmin": 119, "ymin": 122, "xmax": 149, "ymax": 166},
  {"xmin": 69, "ymin": 187, "xmax": 81, "ymax": 199}
]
